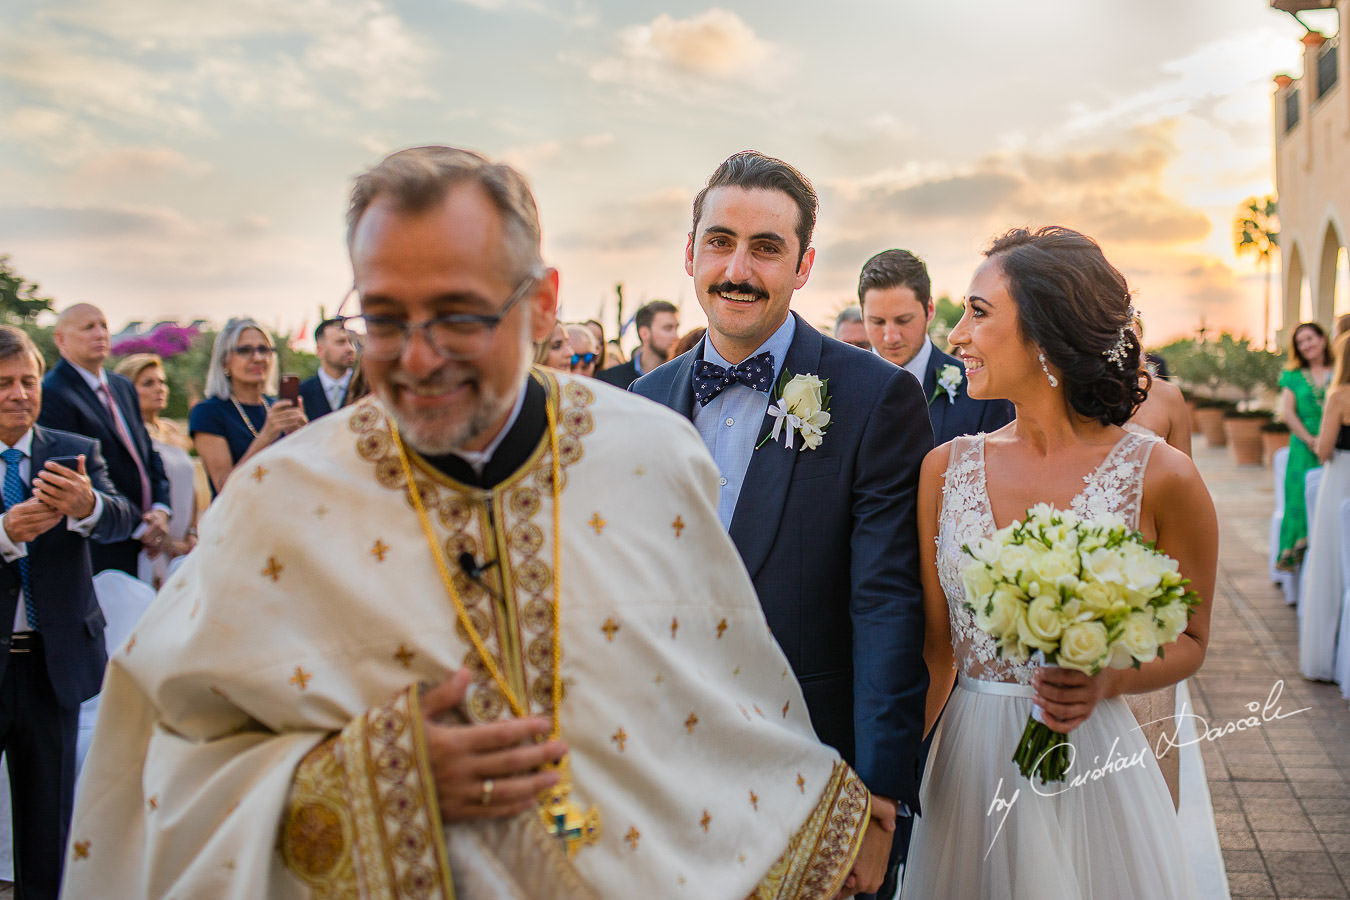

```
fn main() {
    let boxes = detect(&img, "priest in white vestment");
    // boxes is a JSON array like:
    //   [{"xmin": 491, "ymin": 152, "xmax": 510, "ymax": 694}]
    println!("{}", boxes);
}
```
[{"xmin": 62, "ymin": 147, "xmax": 895, "ymax": 898}]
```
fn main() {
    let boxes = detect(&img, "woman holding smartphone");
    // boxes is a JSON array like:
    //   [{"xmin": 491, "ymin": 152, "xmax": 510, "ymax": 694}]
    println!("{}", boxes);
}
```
[{"xmin": 189, "ymin": 318, "xmax": 306, "ymax": 495}]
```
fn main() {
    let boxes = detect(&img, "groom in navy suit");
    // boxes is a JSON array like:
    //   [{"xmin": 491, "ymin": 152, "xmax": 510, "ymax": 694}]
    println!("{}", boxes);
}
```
[
  {"xmin": 632, "ymin": 151, "xmax": 931, "ymax": 896},
  {"xmin": 859, "ymin": 249, "xmax": 1014, "ymax": 446}
]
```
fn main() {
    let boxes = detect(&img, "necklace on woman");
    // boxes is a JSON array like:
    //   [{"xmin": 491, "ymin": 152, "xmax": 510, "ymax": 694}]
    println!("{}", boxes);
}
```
[{"xmin": 229, "ymin": 394, "xmax": 270, "ymax": 438}]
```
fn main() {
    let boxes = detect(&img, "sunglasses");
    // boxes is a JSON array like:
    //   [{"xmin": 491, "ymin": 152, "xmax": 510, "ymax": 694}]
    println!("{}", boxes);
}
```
[
  {"xmin": 570, "ymin": 352, "xmax": 597, "ymax": 366},
  {"xmin": 233, "ymin": 344, "xmax": 275, "ymax": 358}
]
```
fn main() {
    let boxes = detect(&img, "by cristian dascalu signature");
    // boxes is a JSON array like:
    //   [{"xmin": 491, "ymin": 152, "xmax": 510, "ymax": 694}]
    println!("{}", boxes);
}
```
[{"xmin": 983, "ymin": 679, "xmax": 1310, "ymax": 859}]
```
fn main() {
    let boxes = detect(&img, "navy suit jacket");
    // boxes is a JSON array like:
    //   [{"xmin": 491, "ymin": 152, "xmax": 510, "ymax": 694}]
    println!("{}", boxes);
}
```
[
  {"xmin": 921, "ymin": 343, "xmax": 1015, "ymax": 447},
  {"xmin": 632, "ymin": 312, "xmax": 932, "ymax": 808},
  {"xmin": 298, "ymin": 375, "xmax": 334, "ymax": 420},
  {"xmin": 594, "ymin": 358, "xmax": 640, "ymax": 391},
  {"xmin": 0, "ymin": 427, "xmax": 137, "ymax": 708},
  {"xmin": 39, "ymin": 360, "xmax": 170, "ymax": 574}
]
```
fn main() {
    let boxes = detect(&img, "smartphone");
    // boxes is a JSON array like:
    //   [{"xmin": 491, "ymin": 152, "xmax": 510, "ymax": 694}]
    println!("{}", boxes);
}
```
[
  {"xmin": 45, "ymin": 455, "xmax": 81, "ymax": 471},
  {"xmin": 279, "ymin": 374, "xmax": 301, "ymax": 403}
]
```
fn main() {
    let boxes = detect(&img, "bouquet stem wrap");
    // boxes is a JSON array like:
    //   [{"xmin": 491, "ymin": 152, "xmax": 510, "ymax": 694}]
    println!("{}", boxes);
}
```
[{"xmin": 1015, "ymin": 713, "xmax": 1070, "ymax": 783}]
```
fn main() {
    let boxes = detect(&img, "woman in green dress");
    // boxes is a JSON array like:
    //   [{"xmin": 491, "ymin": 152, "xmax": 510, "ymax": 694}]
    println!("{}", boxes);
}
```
[{"xmin": 1278, "ymin": 322, "xmax": 1334, "ymax": 571}]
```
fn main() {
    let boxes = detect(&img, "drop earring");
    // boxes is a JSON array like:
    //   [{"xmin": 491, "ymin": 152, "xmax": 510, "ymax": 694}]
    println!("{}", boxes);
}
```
[{"xmin": 1039, "ymin": 351, "xmax": 1059, "ymax": 388}]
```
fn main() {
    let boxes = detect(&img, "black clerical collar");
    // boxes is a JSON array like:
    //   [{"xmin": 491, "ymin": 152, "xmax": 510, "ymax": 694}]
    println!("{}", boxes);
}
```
[{"xmin": 423, "ymin": 374, "xmax": 547, "ymax": 489}]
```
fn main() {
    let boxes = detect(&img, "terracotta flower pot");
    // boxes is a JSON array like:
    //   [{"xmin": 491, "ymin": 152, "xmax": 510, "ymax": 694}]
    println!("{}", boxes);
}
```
[
  {"xmin": 1194, "ymin": 407, "xmax": 1227, "ymax": 447},
  {"xmin": 1261, "ymin": 430, "xmax": 1290, "ymax": 466},
  {"xmin": 1224, "ymin": 418, "xmax": 1264, "ymax": 465}
]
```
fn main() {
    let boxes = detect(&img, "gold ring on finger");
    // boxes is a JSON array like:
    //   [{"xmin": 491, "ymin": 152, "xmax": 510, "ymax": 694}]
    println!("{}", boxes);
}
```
[{"xmin": 479, "ymin": 778, "xmax": 494, "ymax": 806}]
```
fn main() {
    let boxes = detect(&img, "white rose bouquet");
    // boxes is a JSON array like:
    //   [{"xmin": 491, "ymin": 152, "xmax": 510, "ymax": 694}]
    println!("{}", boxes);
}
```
[{"xmin": 959, "ymin": 503, "xmax": 1201, "ymax": 782}]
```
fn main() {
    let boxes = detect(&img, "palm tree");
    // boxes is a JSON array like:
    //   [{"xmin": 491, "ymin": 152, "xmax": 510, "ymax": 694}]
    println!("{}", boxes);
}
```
[{"xmin": 1233, "ymin": 195, "xmax": 1279, "ymax": 349}]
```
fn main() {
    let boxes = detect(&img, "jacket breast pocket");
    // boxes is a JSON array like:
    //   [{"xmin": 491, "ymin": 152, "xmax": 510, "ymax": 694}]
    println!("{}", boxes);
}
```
[
  {"xmin": 84, "ymin": 606, "xmax": 107, "ymax": 638},
  {"xmin": 794, "ymin": 456, "xmax": 841, "ymax": 481}
]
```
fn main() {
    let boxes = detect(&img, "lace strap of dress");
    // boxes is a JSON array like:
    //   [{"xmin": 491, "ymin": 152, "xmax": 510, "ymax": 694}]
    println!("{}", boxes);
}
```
[
  {"xmin": 1070, "ymin": 431, "xmax": 1159, "ymax": 530},
  {"xmin": 940, "ymin": 434, "xmax": 986, "ymax": 520}
]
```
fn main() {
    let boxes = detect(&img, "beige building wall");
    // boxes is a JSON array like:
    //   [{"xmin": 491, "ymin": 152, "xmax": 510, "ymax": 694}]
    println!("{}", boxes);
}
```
[{"xmin": 1273, "ymin": 1, "xmax": 1350, "ymax": 345}]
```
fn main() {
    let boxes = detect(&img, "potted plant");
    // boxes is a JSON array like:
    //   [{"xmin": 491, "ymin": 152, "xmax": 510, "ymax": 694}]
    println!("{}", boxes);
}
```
[
  {"xmin": 1224, "ymin": 409, "xmax": 1269, "ymax": 465},
  {"xmin": 1192, "ymin": 399, "xmax": 1231, "ymax": 447},
  {"xmin": 1260, "ymin": 420, "xmax": 1291, "ymax": 466}
]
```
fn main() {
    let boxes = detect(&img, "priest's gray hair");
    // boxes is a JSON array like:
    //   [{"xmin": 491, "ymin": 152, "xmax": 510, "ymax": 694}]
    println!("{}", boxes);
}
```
[
  {"xmin": 347, "ymin": 146, "xmax": 543, "ymax": 282},
  {"xmin": 204, "ymin": 318, "xmax": 277, "ymax": 400}
]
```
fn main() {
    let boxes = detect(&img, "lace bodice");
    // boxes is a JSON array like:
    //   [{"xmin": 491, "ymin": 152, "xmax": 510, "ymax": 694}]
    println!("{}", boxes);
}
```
[{"xmin": 936, "ymin": 431, "xmax": 1160, "ymax": 684}]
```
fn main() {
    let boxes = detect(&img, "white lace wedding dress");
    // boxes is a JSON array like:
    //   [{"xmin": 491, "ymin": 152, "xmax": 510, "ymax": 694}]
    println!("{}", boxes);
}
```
[{"xmin": 900, "ymin": 431, "xmax": 1198, "ymax": 899}]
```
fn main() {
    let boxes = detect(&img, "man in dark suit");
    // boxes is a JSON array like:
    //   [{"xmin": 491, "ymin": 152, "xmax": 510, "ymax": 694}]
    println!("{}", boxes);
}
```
[
  {"xmin": 595, "ymin": 300, "xmax": 679, "ymax": 390},
  {"xmin": 38, "ymin": 304, "xmax": 170, "ymax": 575},
  {"xmin": 860, "ymin": 249, "xmax": 1014, "ymax": 446},
  {"xmin": 0, "ymin": 325, "xmax": 136, "ymax": 898},
  {"xmin": 632, "ymin": 151, "xmax": 931, "ymax": 897},
  {"xmin": 298, "ymin": 317, "xmax": 358, "ymax": 419}
]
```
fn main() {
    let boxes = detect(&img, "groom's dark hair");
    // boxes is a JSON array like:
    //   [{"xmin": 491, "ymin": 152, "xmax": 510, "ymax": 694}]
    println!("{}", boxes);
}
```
[{"xmin": 691, "ymin": 151, "xmax": 817, "ymax": 266}]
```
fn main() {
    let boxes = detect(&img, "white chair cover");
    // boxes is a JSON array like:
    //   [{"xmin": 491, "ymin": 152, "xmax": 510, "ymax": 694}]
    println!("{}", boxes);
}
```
[
  {"xmin": 1298, "ymin": 466, "xmax": 1325, "ymax": 612},
  {"xmin": 1337, "ymin": 500, "xmax": 1350, "ymax": 698},
  {"xmin": 1271, "ymin": 447, "xmax": 1297, "ymax": 604}
]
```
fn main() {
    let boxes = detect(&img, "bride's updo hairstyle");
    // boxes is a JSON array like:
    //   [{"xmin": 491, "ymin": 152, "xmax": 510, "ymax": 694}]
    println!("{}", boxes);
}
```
[{"xmin": 985, "ymin": 226, "xmax": 1147, "ymax": 426}]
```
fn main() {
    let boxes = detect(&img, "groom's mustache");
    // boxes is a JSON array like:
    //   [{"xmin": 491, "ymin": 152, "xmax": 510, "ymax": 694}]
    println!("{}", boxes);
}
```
[{"xmin": 708, "ymin": 281, "xmax": 769, "ymax": 300}]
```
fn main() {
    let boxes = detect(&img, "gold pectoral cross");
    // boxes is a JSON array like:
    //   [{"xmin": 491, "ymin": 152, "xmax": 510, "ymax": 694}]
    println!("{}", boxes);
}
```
[{"xmin": 537, "ymin": 763, "xmax": 600, "ymax": 856}]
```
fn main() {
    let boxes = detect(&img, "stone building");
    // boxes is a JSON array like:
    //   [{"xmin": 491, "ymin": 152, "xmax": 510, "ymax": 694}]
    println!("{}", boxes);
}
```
[{"xmin": 1273, "ymin": 0, "xmax": 1349, "ymax": 338}]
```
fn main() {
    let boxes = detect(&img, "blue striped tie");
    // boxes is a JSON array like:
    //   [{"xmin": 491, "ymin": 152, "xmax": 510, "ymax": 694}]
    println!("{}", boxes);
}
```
[{"xmin": 2, "ymin": 448, "xmax": 37, "ymax": 630}]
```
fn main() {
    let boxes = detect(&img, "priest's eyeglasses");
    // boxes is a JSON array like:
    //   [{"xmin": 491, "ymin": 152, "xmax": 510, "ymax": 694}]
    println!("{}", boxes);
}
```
[{"xmin": 341, "ymin": 271, "xmax": 541, "ymax": 362}]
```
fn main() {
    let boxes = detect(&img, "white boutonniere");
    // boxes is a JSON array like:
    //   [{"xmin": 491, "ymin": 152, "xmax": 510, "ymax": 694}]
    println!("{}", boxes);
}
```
[
  {"xmin": 758, "ymin": 371, "xmax": 832, "ymax": 451},
  {"xmin": 930, "ymin": 364, "xmax": 962, "ymax": 407}
]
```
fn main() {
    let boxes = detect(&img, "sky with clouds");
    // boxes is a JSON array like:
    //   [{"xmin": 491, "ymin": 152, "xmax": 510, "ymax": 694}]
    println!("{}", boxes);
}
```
[{"xmin": 0, "ymin": 0, "xmax": 1333, "ymax": 346}]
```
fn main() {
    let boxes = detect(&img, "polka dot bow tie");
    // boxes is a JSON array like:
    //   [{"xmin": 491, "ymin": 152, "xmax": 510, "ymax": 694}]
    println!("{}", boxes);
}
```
[{"xmin": 692, "ymin": 351, "xmax": 775, "ymax": 406}]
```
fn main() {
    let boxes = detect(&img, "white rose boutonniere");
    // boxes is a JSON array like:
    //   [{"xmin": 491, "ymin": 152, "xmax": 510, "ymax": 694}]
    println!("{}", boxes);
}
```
[
  {"xmin": 759, "ymin": 371, "xmax": 831, "ymax": 451},
  {"xmin": 930, "ymin": 363, "xmax": 962, "ymax": 406}
]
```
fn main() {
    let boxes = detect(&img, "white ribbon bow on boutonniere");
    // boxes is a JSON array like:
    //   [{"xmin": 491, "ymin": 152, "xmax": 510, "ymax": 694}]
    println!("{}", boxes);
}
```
[
  {"xmin": 758, "ymin": 371, "xmax": 832, "ymax": 451},
  {"xmin": 929, "ymin": 363, "xmax": 962, "ymax": 407}
]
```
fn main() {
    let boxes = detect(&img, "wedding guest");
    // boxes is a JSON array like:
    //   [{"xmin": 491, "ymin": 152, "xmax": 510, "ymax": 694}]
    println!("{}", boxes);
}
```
[
  {"xmin": 606, "ymin": 339, "xmax": 627, "ymax": 365},
  {"xmin": 672, "ymin": 326, "xmax": 706, "ymax": 358},
  {"xmin": 565, "ymin": 323, "xmax": 599, "ymax": 376},
  {"xmin": 1300, "ymin": 331, "xmax": 1350, "ymax": 682},
  {"xmin": 596, "ymin": 300, "xmax": 679, "ymax": 389},
  {"xmin": 833, "ymin": 305, "xmax": 870, "ymax": 350},
  {"xmin": 534, "ymin": 320, "xmax": 570, "ymax": 370},
  {"xmin": 39, "ymin": 304, "xmax": 172, "ymax": 575},
  {"xmin": 113, "ymin": 355, "xmax": 200, "ymax": 586},
  {"xmin": 581, "ymin": 318, "xmax": 608, "ymax": 371},
  {"xmin": 297, "ymin": 318, "xmax": 358, "ymax": 419},
  {"xmin": 1277, "ymin": 322, "xmax": 1333, "ymax": 571},
  {"xmin": 903, "ymin": 225, "xmax": 1215, "ymax": 898},
  {"xmin": 859, "ymin": 248, "xmax": 1014, "ymax": 446},
  {"xmin": 189, "ymin": 319, "xmax": 306, "ymax": 495},
  {"xmin": 1125, "ymin": 314, "xmax": 1191, "ymax": 456},
  {"xmin": 1335, "ymin": 313, "xmax": 1350, "ymax": 340}
]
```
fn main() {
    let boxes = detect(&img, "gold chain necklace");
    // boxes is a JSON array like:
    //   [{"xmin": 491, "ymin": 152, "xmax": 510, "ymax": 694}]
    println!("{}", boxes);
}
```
[
  {"xmin": 388, "ymin": 383, "xmax": 600, "ymax": 855},
  {"xmin": 229, "ymin": 394, "xmax": 270, "ymax": 439}
]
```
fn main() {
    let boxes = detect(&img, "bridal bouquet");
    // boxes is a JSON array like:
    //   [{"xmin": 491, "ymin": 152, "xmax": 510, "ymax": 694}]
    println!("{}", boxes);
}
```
[{"xmin": 959, "ymin": 504, "xmax": 1202, "ymax": 782}]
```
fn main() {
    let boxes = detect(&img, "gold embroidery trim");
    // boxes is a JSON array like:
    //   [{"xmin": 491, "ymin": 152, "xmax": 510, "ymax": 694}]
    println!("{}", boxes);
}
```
[
  {"xmin": 280, "ymin": 684, "xmax": 454, "ymax": 900},
  {"xmin": 748, "ymin": 761, "xmax": 870, "ymax": 899}
]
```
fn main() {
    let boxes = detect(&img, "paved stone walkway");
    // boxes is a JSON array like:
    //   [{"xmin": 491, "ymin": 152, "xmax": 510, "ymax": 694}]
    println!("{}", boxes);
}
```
[{"xmin": 1191, "ymin": 440, "xmax": 1350, "ymax": 899}]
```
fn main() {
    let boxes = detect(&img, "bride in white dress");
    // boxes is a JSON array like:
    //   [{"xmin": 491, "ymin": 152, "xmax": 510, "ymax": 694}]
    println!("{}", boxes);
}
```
[{"xmin": 901, "ymin": 226, "xmax": 1218, "ymax": 899}]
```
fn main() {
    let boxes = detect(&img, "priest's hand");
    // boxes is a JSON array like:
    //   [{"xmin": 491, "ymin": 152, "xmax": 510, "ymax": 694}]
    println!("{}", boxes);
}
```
[
  {"xmin": 422, "ymin": 667, "xmax": 568, "ymax": 821},
  {"xmin": 836, "ymin": 794, "xmax": 896, "ymax": 897}
]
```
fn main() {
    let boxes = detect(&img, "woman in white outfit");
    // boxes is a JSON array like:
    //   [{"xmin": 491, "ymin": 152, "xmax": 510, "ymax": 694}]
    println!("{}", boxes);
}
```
[
  {"xmin": 1299, "ymin": 332, "xmax": 1350, "ymax": 683},
  {"xmin": 902, "ymin": 226, "xmax": 1218, "ymax": 899}
]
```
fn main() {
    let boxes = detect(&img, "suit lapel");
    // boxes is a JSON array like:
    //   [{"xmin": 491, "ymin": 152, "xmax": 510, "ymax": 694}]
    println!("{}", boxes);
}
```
[
  {"xmin": 59, "ymin": 361, "xmax": 114, "ymax": 433},
  {"xmin": 663, "ymin": 343, "xmax": 699, "ymax": 421},
  {"xmin": 28, "ymin": 426, "xmax": 50, "ymax": 478},
  {"xmin": 728, "ymin": 313, "xmax": 822, "ymax": 578},
  {"xmin": 924, "ymin": 344, "xmax": 950, "ymax": 440}
]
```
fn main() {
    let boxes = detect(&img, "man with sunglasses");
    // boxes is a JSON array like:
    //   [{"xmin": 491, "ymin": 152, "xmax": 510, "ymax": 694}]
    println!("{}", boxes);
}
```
[
  {"xmin": 69, "ymin": 146, "xmax": 891, "ymax": 899},
  {"xmin": 38, "ymin": 304, "xmax": 172, "ymax": 575}
]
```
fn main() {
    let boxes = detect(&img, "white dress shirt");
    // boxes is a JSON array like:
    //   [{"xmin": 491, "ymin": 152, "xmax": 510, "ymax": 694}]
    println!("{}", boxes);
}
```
[{"xmin": 318, "ymin": 368, "xmax": 353, "ymax": 413}]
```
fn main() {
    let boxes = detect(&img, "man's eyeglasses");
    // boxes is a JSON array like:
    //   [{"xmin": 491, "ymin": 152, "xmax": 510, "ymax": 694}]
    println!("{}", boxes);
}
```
[
  {"xmin": 233, "ymin": 344, "xmax": 275, "ymax": 358},
  {"xmin": 340, "ymin": 270, "xmax": 541, "ymax": 363},
  {"xmin": 570, "ymin": 353, "xmax": 597, "ymax": 367}
]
